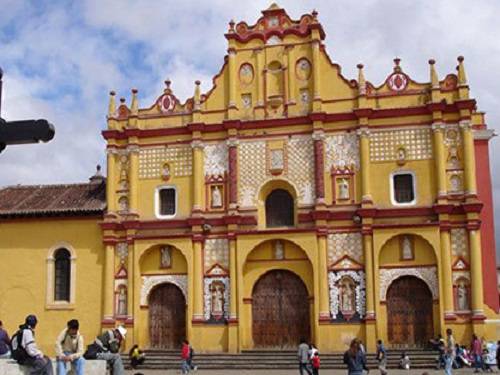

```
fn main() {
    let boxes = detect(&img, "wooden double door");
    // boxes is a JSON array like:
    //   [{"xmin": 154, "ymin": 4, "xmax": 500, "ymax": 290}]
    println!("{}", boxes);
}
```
[
  {"xmin": 252, "ymin": 270, "xmax": 310, "ymax": 348},
  {"xmin": 387, "ymin": 276, "xmax": 434, "ymax": 347},
  {"xmin": 148, "ymin": 283, "xmax": 186, "ymax": 349}
]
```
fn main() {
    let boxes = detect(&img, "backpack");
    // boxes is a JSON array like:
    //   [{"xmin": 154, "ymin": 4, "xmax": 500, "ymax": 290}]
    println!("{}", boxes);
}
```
[{"xmin": 10, "ymin": 329, "xmax": 30, "ymax": 364}]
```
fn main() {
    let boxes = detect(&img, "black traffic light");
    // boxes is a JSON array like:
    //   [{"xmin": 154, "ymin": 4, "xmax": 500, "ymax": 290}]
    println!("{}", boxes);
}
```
[{"xmin": 0, "ymin": 67, "xmax": 55, "ymax": 153}]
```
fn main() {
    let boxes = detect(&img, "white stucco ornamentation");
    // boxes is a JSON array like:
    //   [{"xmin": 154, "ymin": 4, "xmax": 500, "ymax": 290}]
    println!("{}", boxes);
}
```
[
  {"xmin": 204, "ymin": 238, "xmax": 229, "ymax": 272},
  {"xmin": 203, "ymin": 276, "xmax": 230, "ymax": 320},
  {"xmin": 140, "ymin": 275, "xmax": 188, "ymax": 306},
  {"xmin": 325, "ymin": 133, "xmax": 360, "ymax": 171},
  {"xmin": 451, "ymin": 228, "xmax": 469, "ymax": 258},
  {"xmin": 379, "ymin": 267, "xmax": 438, "ymax": 301},
  {"xmin": 288, "ymin": 136, "xmax": 315, "ymax": 205},
  {"xmin": 238, "ymin": 141, "xmax": 267, "ymax": 207},
  {"xmin": 327, "ymin": 232, "xmax": 363, "ymax": 265},
  {"xmin": 204, "ymin": 143, "xmax": 228, "ymax": 177},
  {"xmin": 328, "ymin": 270, "xmax": 366, "ymax": 319}
]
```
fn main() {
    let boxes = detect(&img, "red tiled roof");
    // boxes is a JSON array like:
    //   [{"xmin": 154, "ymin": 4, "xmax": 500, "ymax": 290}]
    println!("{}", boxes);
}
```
[{"xmin": 0, "ymin": 181, "xmax": 106, "ymax": 218}]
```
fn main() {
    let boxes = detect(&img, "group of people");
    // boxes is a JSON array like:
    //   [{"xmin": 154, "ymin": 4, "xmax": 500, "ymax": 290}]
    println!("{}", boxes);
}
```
[
  {"xmin": 432, "ymin": 330, "xmax": 500, "ymax": 374},
  {"xmin": 297, "ymin": 338, "xmax": 321, "ymax": 375},
  {"xmin": 0, "ymin": 315, "xmax": 127, "ymax": 375}
]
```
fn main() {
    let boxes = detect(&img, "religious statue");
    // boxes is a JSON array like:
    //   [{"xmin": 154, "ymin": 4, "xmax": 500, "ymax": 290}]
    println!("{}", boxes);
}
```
[
  {"xmin": 274, "ymin": 240, "xmax": 284, "ymax": 260},
  {"xmin": 118, "ymin": 196, "xmax": 128, "ymax": 212},
  {"xmin": 161, "ymin": 163, "xmax": 171, "ymax": 180},
  {"xmin": 450, "ymin": 175, "xmax": 461, "ymax": 192},
  {"xmin": 300, "ymin": 89, "xmax": 310, "ymax": 104},
  {"xmin": 340, "ymin": 279, "xmax": 355, "ymax": 312},
  {"xmin": 211, "ymin": 186, "xmax": 223, "ymax": 208},
  {"xmin": 457, "ymin": 281, "xmax": 469, "ymax": 311},
  {"xmin": 396, "ymin": 147, "xmax": 406, "ymax": 165},
  {"xmin": 270, "ymin": 149, "xmax": 284, "ymax": 171},
  {"xmin": 211, "ymin": 283, "xmax": 225, "ymax": 315},
  {"xmin": 401, "ymin": 236, "xmax": 413, "ymax": 260},
  {"xmin": 117, "ymin": 287, "xmax": 127, "ymax": 316},
  {"xmin": 447, "ymin": 146, "xmax": 460, "ymax": 168},
  {"xmin": 338, "ymin": 178, "xmax": 350, "ymax": 200},
  {"xmin": 160, "ymin": 246, "xmax": 172, "ymax": 268}
]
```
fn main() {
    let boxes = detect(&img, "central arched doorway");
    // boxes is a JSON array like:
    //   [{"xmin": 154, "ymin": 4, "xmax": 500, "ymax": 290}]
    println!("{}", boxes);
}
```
[
  {"xmin": 387, "ymin": 276, "xmax": 434, "ymax": 347},
  {"xmin": 252, "ymin": 270, "xmax": 310, "ymax": 348},
  {"xmin": 148, "ymin": 283, "xmax": 186, "ymax": 349}
]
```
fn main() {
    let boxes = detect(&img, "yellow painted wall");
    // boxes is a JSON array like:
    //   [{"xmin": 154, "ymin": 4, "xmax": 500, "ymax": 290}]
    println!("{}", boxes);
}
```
[{"xmin": 0, "ymin": 218, "xmax": 103, "ymax": 356}]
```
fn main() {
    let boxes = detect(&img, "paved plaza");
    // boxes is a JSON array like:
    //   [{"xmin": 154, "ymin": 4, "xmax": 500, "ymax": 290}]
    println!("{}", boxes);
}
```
[{"xmin": 125, "ymin": 369, "xmax": 490, "ymax": 375}]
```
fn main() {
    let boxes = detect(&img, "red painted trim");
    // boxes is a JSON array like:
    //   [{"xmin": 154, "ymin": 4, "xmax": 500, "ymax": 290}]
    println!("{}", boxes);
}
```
[{"xmin": 474, "ymin": 138, "xmax": 499, "ymax": 312}]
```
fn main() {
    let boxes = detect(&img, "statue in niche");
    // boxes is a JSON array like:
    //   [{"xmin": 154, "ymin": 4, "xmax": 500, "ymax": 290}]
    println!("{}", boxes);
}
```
[
  {"xmin": 401, "ymin": 236, "xmax": 413, "ymax": 260},
  {"xmin": 211, "ymin": 186, "xmax": 223, "ymax": 208},
  {"xmin": 450, "ymin": 175, "xmax": 461, "ymax": 192},
  {"xmin": 457, "ymin": 280, "xmax": 469, "ymax": 311},
  {"xmin": 340, "ymin": 278, "xmax": 355, "ymax": 312},
  {"xmin": 300, "ymin": 89, "xmax": 310, "ymax": 104},
  {"xmin": 275, "ymin": 240, "xmax": 284, "ymax": 260},
  {"xmin": 447, "ymin": 146, "xmax": 460, "ymax": 168},
  {"xmin": 161, "ymin": 163, "xmax": 171, "ymax": 181},
  {"xmin": 338, "ymin": 178, "xmax": 350, "ymax": 200},
  {"xmin": 119, "ymin": 179, "xmax": 128, "ymax": 191},
  {"xmin": 118, "ymin": 196, "xmax": 128, "ymax": 212},
  {"xmin": 396, "ymin": 147, "xmax": 406, "ymax": 165},
  {"xmin": 211, "ymin": 282, "xmax": 225, "ymax": 315},
  {"xmin": 270, "ymin": 149, "xmax": 284, "ymax": 170},
  {"xmin": 117, "ymin": 287, "xmax": 127, "ymax": 316},
  {"xmin": 160, "ymin": 246, "xmax": 172, "ymax": 268}
]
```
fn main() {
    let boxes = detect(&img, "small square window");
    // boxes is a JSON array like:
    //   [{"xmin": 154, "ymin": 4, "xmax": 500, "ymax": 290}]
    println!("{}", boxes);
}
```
[
  {"xmin": 393, "ymin": 174, "xmax": 415, "ymax": 204},
  {"xmin": 156, "ymin": 187, "xmax": 177, "ymax": 218}
]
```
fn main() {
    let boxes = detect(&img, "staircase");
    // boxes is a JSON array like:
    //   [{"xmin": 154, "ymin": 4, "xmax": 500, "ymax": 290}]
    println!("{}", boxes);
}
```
[{"xmin": 124, "ymin": 349, "xmax": 440, "ymax": 370}]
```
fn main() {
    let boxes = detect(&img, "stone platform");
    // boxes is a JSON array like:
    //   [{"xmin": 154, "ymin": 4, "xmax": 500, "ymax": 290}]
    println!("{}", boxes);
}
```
[{"xmin": 0, "ymin": 359, "xmax": 107, "ymax": 375}]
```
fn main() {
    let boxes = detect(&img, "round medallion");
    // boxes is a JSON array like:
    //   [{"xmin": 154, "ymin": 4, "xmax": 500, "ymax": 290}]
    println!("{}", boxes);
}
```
[
  {"xmin": 295, "ymin": 58, "xmax": 311, "ymax": 81},
  {"xmin": 387, "ymin": 73, "xmax": 408, "ymax": 92},
  {"xmin": 159, "ymin": 94, "xmax": 176, "ymax": 113},
  {"xmin": 239, "ymin": 63, "xmax": 254, "ymax": 85}
]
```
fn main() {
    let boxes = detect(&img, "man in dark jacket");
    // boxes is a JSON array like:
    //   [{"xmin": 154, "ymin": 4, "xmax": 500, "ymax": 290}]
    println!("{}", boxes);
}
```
[{"xmin": 90, "ymin": 326, "xmax": 126, "ymax": 375}]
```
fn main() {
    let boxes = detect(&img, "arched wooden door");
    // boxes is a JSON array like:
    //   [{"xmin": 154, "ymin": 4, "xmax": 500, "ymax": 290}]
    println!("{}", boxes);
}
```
[
  {"xmin": 252, "ymin": 270, "xmax": 310, "ymax": 348},
  {"xmin": 387, "ymin": 276, "xmax": 434, "ymax": 348},
  {"xmin": 148, "ymin": 283, "xmax": 186, "ymax": 349}
]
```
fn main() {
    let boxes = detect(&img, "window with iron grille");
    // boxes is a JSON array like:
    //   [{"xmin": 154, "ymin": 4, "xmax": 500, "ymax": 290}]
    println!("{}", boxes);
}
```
[
  {"xmin": 265, "ymin": 189, "xmax": 294, "ymax": 227},
  {"xmin": 54, "ymin": 248, "xmax": 71, "ymax": 302},
  {"xmin": 393, "ymin": 174, "xmax": 415, "ymax": 203},
  {"xmin": 158, "ymin": 187, "xmax": 176, "ymax": 217}
]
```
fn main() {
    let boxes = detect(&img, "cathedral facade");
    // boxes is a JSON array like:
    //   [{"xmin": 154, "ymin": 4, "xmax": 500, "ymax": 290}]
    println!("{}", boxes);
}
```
[{"xmin": 0, "ymin": 5, "xmax": 499, "ymax": 354}]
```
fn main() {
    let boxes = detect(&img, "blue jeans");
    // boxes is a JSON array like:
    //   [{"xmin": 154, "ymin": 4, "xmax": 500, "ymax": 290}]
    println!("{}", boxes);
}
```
[
  {"xmin": 474, "ymin": 354, "xmax": 482, "ymax": 371},
  {"xmin": 445, "ymin": 355, "xmax": 454, "ymax": 375},
  {"xmin": 181, "ymin": 359, "xmax": 190, "ymax": 374},
  {"xmin": 56, "ymin": 352, "xmax": 85, "ymax": 375}
]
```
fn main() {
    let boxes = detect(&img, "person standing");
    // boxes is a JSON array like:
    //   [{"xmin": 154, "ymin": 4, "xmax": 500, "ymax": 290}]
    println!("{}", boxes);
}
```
[
  {"xmin": 471, "ymin": 334, "xmax": 483, "ymax": 373},
  {"xmin": 0, "ymin": 320, "xmax": 10, "ymax": 358},
  {"xmin": 376, "ymin": 340, "xmax": 388, "ymax": 375},
  {"xmin": 343, "ymin": 339, "xmax": 369, "ymax": 375},
  {"xmin": 298, "ymin": 338, "xmax": 312, "ymax": 375},
  {"xmin": 181, "ymin": 340, "xmax": 191, "ymax": 374},
  {"xmin": 312, "ymin": 352, "xmax": 321, "ymax": 375},
  {"xmin": 11, "ymin": 315, "xmax": 53, "ymax": 375},
  {"xmin": 55, "ymin": 319, "xmax": 85, "ymax": 375},
  {"xmin": 445, "ymin": 328, "xmax": 456, "ymax": 375}
]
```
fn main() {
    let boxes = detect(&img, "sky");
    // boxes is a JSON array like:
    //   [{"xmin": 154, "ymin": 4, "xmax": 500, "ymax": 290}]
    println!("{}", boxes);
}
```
[{"xmin": 0, "ymin": 0, "xmax": 499, "ymax": 256}]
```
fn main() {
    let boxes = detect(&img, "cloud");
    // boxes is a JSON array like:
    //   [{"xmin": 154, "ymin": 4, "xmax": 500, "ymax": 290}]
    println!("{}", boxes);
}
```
[{"xmin": 1, "ymin": 0, "xmax": 500, "ymax": 257}]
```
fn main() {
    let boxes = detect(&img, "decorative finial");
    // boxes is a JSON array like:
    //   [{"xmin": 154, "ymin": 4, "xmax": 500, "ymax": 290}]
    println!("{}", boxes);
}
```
[
  {"xmin": 164, "ymin": 79, "xmax": 172, "ymax": 94},
  {"xmin": 194, "ymin": 80, "xmax": 201, "ymax": 111},
  {"xmin": 89, "ymin": 164, "xmax": 104, "ymax": 184},
  {"xmin": 429, "ymin": 59, "xmax": 439, "ymax": 88},
  {"xmin": 131, "ymin": 88, "xmax": 139, "ymax": 115},
  {"xmin": 312, "ymin": 9, "xmax": 318, "ymax": 20},
  {"xmin": 119, "ymin": 97, "xmax": 126, "ymax": 104},
  {"xmin": 229, "ymin": 19, "xmax": 235, "ymax": 32},
  {"xmin": 457, "ymin": 56, "xmax": 467, "ymax": 85},
  {"xmin": 108, "ymin": 91, "xmax": 116, "ymax": 117},
  {"xmin": 357, "ymin": 63, "xmax": 366, "ymax": 96},
  {"xmin": 393, "ymin": 57, "xmax": 402, "ymax": 73}
]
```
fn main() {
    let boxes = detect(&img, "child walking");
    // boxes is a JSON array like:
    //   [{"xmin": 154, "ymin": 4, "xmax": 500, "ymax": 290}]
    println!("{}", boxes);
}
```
[{"xmin": 312, "ymin": 351, "xmax": 321, "ymax": 375}]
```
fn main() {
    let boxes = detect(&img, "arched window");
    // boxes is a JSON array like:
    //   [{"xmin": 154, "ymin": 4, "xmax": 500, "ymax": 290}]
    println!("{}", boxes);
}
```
[
  {"xmin": 265, "ymin": 189, "xmax": 294, "ymax": 227},
  {"xmin": 54, "ymin": 248, "xmax": 71, "ymax": 302}
]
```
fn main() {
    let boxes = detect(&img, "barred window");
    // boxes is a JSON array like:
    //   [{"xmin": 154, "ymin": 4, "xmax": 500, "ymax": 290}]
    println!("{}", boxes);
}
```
[
  {"xmin": 156, "ymin": 186, "xmax": 177, "ymax": 218},
  {"xmin": 54, "ymin": 248, "xmax": 71, "ymax": 302},
  {"xmin": 265, "ymin": 189, "xmax": 294, "ymax": 227},
  {"xmin": 393, "ymin": 174, "xmax": 415, "ymax": 204}
]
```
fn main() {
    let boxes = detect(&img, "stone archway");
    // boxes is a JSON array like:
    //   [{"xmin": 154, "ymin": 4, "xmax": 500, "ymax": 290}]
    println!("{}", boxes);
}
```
[
  {"xmin": 252, "ymin": 270, "xmax": 310, "ymax": 348},
  {"xmin": 148, "ymin": 283, "xmax": 186, "ymax": 349},
  {"xmin": 387, "ymin": 276, "xmax": 434, "ymax": 348}
]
